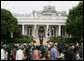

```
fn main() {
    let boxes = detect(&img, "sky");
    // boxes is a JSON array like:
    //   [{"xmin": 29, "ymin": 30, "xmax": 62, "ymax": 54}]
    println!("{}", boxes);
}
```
[{"xmin": 1, "ymin": 1, "xmax": 81, "ymax": 14}]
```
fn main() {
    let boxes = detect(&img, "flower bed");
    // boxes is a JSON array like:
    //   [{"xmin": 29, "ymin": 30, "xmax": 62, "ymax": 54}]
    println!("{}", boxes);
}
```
[
  {"xmin": 32, "ymin": 40, "xmax": 36, "ymax": 43},
  {"xmin": 46, "ymin": 40, "xmax": 51, "ymax": 43}
]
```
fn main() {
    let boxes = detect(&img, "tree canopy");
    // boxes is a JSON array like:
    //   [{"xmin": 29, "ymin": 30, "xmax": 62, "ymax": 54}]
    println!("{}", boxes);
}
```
[
  {"xmin": 1, "ymin": 9, "xmax": 19, "ymax": 38},
  {"xmin": 65, "ymin": 2, "xmax": 83, "ymax": 38}
]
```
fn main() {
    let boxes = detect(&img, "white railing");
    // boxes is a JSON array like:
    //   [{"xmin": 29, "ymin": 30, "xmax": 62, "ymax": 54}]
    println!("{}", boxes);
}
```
[{"xmin": 17, "ymin": 16, "xmax": 67, "ymax": 20}]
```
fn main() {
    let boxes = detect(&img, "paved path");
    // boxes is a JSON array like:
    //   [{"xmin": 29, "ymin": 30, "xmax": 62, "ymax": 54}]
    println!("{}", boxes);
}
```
[{"xmin": 34, "ymin": 38, "xmax": 49, "ymax": 45}]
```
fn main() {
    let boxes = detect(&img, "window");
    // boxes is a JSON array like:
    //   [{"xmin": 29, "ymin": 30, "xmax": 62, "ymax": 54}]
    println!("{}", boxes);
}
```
[
  {"xmin": 51, "ymin": 26, "xmax": 56, "ymax": 37},
  {"xmin": 27, "ymin": 26, "xmax": 32, "ymax": 36}
]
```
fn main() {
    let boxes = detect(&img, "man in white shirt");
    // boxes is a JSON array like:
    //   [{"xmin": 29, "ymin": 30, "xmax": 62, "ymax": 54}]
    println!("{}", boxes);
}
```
[
  {"xmin": 1, "ymin": 45, "xmax": 8, "ymax": 60},
  {"xmin": 16, "ymin": 45, "xmax": 24, "ymax": 60}
]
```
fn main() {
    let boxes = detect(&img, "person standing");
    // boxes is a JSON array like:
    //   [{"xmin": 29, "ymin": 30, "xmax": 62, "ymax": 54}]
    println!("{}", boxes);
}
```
[
  {"xmin": 75, "ymin": 42, "xmax": 80, "ymax": 53},
  {"xmin": 64, "ymin": 45, "xmax": 76, "ymax": 60},
  {"xmin": 40, "ymin": 33, "xmax": 43, "ymax": 44},
  {"xmin": 12, "ymin": 48, "xmax": 16, "ymax": 60},
  {"xmin": 1, "ymin": 45, "xmax": 8, "ymax": 60},
  {"xmin": 16, "ymin": 45, "xmax": 24, "ymax": 60},
  {"xmin": 40, "ymin": 45, "xmax": 45, "ymax": 58},
  {"xmin": 33, "ymin": 45, "xmax": 40, "ymax": 60},
  {"xmin": 44, "ymin": 48, "xmax": 50, "ymax": 60},
  {"xmin": 50, "ymin": 43, "xmax": 59, "ymax": 60}
]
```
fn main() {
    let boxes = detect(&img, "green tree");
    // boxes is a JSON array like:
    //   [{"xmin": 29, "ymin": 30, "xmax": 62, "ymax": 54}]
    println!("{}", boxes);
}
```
[
  {"xmin": 1, "ymin": 9, "xmax": 19, "ymax": 38},
  {"xmin": 66, "ymin": 2, "xmax": 83, "ymax": 38}
]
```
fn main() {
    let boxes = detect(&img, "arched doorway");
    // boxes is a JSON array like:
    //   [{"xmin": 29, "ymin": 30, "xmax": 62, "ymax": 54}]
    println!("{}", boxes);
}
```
[{"xmin": 38, "ymin": 26, "xmax": 45, "ymax": 37}]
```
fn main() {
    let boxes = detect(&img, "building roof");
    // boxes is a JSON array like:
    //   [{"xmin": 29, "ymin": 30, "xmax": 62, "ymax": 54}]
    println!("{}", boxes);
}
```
[{"xmin": 13, "ymin": 5, "xmax": 67, "ymax": 17}]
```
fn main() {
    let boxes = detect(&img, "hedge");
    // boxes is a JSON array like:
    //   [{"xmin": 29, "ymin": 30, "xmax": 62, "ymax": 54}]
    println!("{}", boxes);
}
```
[
  {"xmin": 50, "ymin": 37, "xmax": 80, "ymax": 44},
  {"xmin": 1, "ymin": 36, "xmax": 33, "ymax": 44}
]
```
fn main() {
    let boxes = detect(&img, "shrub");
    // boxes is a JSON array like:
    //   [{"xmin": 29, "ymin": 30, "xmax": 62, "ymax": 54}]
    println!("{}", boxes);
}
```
[
  {"xmin": 1, "ymin": 36, "xmax": 33, "ymax": 44},
  {"xmin": 50, "ymin": 37, "xmax": 55, "ymax": 42},
  {"xmin": 49, "ymin": 37, "xmax": 80, "ymax": 44}
]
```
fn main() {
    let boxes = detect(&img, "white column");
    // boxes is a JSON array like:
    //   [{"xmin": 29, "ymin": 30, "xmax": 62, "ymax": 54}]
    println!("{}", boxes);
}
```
[
  {"xmin": 11, "ymin": 32, "xmax": 13, "ymax": 38},
  {"xmin": 22, "ymin": 24, "xmax": 24, "ymax": 36},
  {"xmin": 53, "ymin": 29, "xmax": 54, "ymax": 37},
  {"xmin": 46, "ymin": 25, "xmax": 49, "ymax": 38},
  {"xmin": 34, "ymin": 25, "xmax": 37, "ymax": 37},
  {"xmin": 29, "ymin": 28, "xmax": 30, "ymax": 36},
  {"xmin": 58, "ymin": 25, "xmax": 61, "ymax": 36},
  {"xmin": 70, "ymin": 34, "xmax": 72, "ymax": 38},
  {"xmin": 56, "ymin": 26, "xmax": 57, "ymax": 37}
]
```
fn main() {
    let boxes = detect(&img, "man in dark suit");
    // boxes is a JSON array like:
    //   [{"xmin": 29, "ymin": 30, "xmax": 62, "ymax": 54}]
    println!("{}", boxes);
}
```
[{"xmin": 39, "ymin": 32, "xmax": 43, "ymax": 45}]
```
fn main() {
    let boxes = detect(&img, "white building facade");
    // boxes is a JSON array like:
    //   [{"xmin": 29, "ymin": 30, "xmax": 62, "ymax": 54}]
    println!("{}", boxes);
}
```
[{"xmin": 13, "ymin": 5, "xmax": 70, "ymax": 39}]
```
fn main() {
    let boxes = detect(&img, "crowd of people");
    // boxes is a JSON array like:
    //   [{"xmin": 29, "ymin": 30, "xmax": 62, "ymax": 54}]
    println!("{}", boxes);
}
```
[{"xmin": 1, "ymin": 40, "xmax": 83, "ymax": 60}]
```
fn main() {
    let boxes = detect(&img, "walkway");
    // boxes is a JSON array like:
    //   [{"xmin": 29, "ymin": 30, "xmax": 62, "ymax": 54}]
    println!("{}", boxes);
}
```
[{"xmin": 34, "ymin": 38, "xmax": 49, "ymax": 45}]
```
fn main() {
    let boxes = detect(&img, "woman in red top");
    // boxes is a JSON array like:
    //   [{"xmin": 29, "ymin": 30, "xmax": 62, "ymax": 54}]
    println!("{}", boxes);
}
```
[
  {"xmin": 33, "ymin": 45, "xmax": 40, "ymax": 60},
  {"xmin": 13, "ymin": 53, "xmax": 16, "ymax": 60},
  {"xmin": 12, "ymin": 48, "xmax": 16, "ymax": 60}
]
